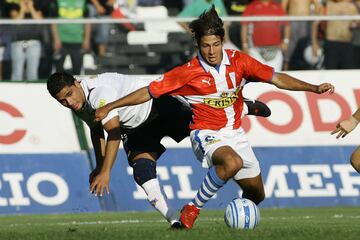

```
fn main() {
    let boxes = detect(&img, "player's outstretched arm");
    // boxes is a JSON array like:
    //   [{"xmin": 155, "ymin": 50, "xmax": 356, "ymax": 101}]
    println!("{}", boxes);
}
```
[
  {"xmin": 271, "ymin": 72, "xmax": 335, "ymax": 94},
  {"xmin": 90, "ymin": 116, "xmax": 121, "ymax": 196},
  {"xmin": 95, "ymin": 87, "xmax": 151, "ymax": 121},
  {"xmin": 331, "ymin": 108, "xmax": 360, "ymax": 139}
]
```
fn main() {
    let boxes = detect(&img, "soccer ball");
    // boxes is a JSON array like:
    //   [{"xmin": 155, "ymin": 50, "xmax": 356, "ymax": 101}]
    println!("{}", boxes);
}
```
[{"xmin": 224, "ymin": 198, "xmax": 260, "ymax": 229}]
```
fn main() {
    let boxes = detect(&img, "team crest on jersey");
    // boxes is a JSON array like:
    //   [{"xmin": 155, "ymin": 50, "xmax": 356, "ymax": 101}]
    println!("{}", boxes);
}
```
[
  {"xmin": 203, "ymin": 88, "xmax": 240, "ymax": 109},
  {"xmin": 97, "ymin": 99, "xmax": 106, "ymax": 108},
  {"xmin": 155, "ymin": 75, "xmax": 164, "ymax": 82}
]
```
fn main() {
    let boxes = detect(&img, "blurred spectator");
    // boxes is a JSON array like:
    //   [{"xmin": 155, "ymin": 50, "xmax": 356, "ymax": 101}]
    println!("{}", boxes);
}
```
[
  {"xmin": 351, "ymin": 0, "xmax": 360, "ymax": 68},
  {"xmin": 88, "ymin": 0, "xmax": 115, "ymax": 57},
  {"xmin": 37, "ymin": 1, "xmax": 56, "ymax": 79},
  {"xmin": 179, "ymin": 0, "xmax": 239, "ymax": 50},
  {"xmin": 241, "ymin": 0, "xmax": 290, "ymax": 71},
  {"xmin": 224, "ymin": 0, "xmax": 252, "ymax": 49},
  {"xmin": 0, "ymin": 28, "xmax": 11, "ymax": 81},
  {"xmin": 312, "ymin": 0, "xmax": 357, "ymax": 70},
  {"xmin": 163, "ymin": 0, "xmax": 184, "ymax": 15},
  {"xmin": 281, "ymin": 0, "xmax": 321, "ymax": 70},
  {"xmin": 50, "ymin": 0, "xmax": 91, "ymax": 75},
  {"xmin": 9, "ymin": 0, "xmax": 44, "ymax": 81},
  {"xmin": 138, "ymin": 0, "xmax": 162, "ymax": 6},
  {"xmin": 1, "ymin": 0, "xmax": 12, "ymax": 18}
]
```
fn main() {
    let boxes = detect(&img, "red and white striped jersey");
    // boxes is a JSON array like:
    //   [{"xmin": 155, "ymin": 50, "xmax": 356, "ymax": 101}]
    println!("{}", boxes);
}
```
[{"xmin": 148, "ymin": 49, "xmax": 274, "ymax": 130}]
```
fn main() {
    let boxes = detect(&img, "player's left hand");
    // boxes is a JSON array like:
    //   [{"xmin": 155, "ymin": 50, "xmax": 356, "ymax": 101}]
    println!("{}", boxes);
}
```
[
  {"xmin": 89, "ymin": 167, "xmax": 101, "ymax": 186},
  {"xmin": 317, "ymin": 83, "xmax": 335, "ymax": 94},
  {"xmin": 331, "ymin": 116, "xmax": 359, "ymax": 139},
  {"xmin": 90, "ymin": 170, "xmax": 110, "ymax": 197},
  {"xmin": 94, "ymin": 105, "xmax": 110, "ymax": 122}
]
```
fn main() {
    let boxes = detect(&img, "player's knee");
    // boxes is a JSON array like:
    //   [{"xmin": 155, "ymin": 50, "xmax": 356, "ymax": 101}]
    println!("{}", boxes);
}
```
[
  {"xmin": 255, "ymin": 190, "xmax": 265, "ymax": 204},
  {"xmin": 223, "ymin": 155, "xmax": 243, "ymax": 179},
  {"xmin": 350, "ymin": 151, "xmax": 360, "ymax": 173},
  {"xmin": 243, "ymin": 188, "xmax": 265, "ymax": 205},
  {"xmin": 132, "ymin": 158, "xmax": 157, "ymax": 185}
]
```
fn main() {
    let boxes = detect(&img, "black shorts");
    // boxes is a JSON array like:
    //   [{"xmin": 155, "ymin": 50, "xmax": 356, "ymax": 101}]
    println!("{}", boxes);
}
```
[{"xmin": 121, "ymin": 96, "xmax": 192, "ymax": 165}]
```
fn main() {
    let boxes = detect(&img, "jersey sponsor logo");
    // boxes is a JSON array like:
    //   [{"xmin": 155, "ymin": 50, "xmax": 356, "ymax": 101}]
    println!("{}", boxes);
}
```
[
  {"xmin": 155, "ymin": 75, "xmax": 164, "ymax": 82},
  {"xmin": 203, "ymin": 88, "xmax": 240, "ymax": 109},
  {"xmin": 97, "ymin": 99, "xmax": 106, "ymax": 108}
]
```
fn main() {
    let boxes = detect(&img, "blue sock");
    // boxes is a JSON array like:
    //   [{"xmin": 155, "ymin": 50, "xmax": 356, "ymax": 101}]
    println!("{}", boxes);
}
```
[{"xmin": 191, "ymin": 167, "xmax": 226, "ymax": 209}]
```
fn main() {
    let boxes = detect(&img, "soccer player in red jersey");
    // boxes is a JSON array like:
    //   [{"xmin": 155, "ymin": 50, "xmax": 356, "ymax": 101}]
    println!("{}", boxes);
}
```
[{"xmin": 94, "ymin": 5, "xmax": 334, "ymax": 229}]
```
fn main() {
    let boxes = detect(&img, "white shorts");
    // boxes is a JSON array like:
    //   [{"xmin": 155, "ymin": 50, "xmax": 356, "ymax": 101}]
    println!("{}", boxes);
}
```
[{"xmin": 190, "ymin": 127, "xmax": 260, "ymax": 180}]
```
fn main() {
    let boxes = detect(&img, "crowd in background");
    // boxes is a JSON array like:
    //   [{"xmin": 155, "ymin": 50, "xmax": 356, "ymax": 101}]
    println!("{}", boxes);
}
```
[{"xmin": 0, "ymin": 0, "xmax": 359, "ymax": 81}]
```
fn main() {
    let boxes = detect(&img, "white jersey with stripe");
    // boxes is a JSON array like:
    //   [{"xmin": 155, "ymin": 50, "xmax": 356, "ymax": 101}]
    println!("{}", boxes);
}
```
[{"xmin": 74, "ymin": 72, "xmax": 152, "ymax": 129}]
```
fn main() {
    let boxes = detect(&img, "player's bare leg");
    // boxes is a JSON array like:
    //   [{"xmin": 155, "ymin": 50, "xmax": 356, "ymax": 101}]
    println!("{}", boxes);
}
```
[
  {"xmin": 234, "ymin": 174, "xmax": 265, "ymax": 205},
  {"xmin": 350, "ymin": 146, "xmax": 360, "ymax": 173},
  {"xmin": 180, "ymin": 146, "xmax": 243, "ymax": 229}
]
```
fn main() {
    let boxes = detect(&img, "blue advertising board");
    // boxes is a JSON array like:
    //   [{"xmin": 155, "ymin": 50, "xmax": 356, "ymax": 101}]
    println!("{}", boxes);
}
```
[
  {"xmin": 107, "ymin": 146, "xmax": 360, "ymax": 211},
  {"xmin": 0, "ymin": 153, "xmax": 101, "ymax": 214},
  {"xmin": 1, "ymin": 146, "xmax": 359, "ymax": 214}
]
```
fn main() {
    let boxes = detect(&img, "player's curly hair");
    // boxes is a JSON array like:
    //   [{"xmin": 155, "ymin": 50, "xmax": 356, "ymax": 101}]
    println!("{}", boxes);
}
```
[
  {"xmin": 47, "ymin": 72, "xmax": 76, "ymax": 98},
  {"xmin": 189, "ymin": 5, "xmax": 225, "ymax": 45}
]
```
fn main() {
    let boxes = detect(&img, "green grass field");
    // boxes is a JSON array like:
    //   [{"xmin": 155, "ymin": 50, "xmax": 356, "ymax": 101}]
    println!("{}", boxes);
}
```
[{"xmin": 0, "ymin": 207, "xmax": 359, "ymax": 240}]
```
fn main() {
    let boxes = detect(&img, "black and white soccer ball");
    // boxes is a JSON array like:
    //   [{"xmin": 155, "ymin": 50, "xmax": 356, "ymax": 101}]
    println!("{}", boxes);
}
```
[{"xmin": 224, "ymin": 198, "xmax": 260, "ymax": 229}]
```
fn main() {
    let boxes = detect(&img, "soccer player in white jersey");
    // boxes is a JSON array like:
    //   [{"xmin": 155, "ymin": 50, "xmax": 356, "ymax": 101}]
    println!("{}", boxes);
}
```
[
  {"xmin": 331, "ymin": 107, "xmax": 360, "ymax": 173},
  {"xmin": 93, "ymin": 5, "xmax": 335, "ymax": 229},
  {"xmin": 47, "ymin": 72, "xmax": 193, "ymax": 228}
]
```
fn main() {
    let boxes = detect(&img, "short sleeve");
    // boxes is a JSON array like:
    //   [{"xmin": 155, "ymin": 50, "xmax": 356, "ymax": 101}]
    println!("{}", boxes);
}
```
[
  {"xmin": 88, "ymin": 86, "xmax": 119, "ymax": 126},
  {"xmin": 148, "ymin": 65, "xmax": 191, "ymax": 98},
  {"xmin": 239, "ymin": 53, "xmax": 274, "ymax": 83}
]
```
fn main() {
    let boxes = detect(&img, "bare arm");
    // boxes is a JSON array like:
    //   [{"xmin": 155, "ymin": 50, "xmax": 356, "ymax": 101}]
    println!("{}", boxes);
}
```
[
  {"xmin": 90, "ymin": 116, "xmax": 121, "ymax": 196},
  {"xmin": 240, "ymin": 24, "xmax": 249, "ymax": 53},
  {"xmin": 271, "ymin": 72, "xmax": 335, "ymax": 94},
  {"xmin": 95, "ymin": 86, "xmax": 152, "ymax": 121},
  {"xmin": 281, "ymin": 0, "xmax": 289, "ymax": 11},
  {"xmin": 88, "ymin": 123, "xmax": 106, "ymax": 185},
  {"xmin": 83, "ymin": 23, "xmax": 91, "ymax": 51},
  {"xmin": 51, "ymin": 24, "xmax": 62, "ymax": 51},
  {"xmin": 331, "ymin": 108, "xmax": 360, "ymax": 138}
]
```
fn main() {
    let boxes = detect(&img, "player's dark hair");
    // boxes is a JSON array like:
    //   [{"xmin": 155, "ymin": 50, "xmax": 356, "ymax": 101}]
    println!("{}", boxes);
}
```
[
  {"xmin": 47, "ymin": 72, "xmax": 76, "ymax": 98},
  {"xmin": 189, "ymin": 5, "xmax": 225, "ymax": 45}
]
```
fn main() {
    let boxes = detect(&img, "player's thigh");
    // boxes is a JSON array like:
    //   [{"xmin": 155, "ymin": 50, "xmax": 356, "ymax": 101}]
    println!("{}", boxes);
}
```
[
  {"xmin": 350, "ymin": 146, "xmax": 360, "ymax": 165},
  {"xmin": 190, "ymin": 129, "xmax": 233, "ymax": 168},
  {"xmin": 351, "ymin": 146, "xmax": 360, "ymax": 159},
  {"xmin": 124, "ymin": 131, "xmax": 165, "ymax": 165},
  {"xmin": 212, "ymin": 145, "xmax": 243, "ymax": 169}
]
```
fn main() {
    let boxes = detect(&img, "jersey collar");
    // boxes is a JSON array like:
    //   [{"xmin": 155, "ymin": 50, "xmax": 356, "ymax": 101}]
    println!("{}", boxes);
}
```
[{"xmin": 198, "ymin": 49, "xmax": 230, "ymax": 72}]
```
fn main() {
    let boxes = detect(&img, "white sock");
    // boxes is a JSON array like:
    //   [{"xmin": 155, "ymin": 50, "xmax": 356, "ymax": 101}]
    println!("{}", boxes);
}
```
[{"xmin": 142, "ymin": 178, "xmax": 178, "ymax": 224}]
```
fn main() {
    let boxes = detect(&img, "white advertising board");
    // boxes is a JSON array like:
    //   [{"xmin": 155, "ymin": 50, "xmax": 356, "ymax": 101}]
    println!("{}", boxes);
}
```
[{"xmin": 0, "ymin": 83, "xmax": 80, "ymax": 153}]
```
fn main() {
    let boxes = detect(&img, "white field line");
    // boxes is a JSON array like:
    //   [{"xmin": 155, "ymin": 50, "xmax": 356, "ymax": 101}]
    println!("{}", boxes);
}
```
[{"xmin": 6, "ymin": 215, "xmax": 360, "ymax": 228}]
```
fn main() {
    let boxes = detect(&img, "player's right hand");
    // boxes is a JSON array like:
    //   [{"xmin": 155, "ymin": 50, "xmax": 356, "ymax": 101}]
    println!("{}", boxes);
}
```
[
  {"xmin": 331, "ymin": 116, "xmax": 359, "ymax": 139},
  {"xmin": 94, "ymin": 105, "xmax": 110, "ymax": 122}
]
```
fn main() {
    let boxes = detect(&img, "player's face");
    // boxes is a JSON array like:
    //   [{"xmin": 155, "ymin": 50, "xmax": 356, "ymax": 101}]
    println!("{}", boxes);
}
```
[
  {"xmin": 55, "ymin": 81, "xmax": 85, "ymax": 111},
  {"xmin": 199, "ymin": 35, "xmax": 223, "ymax": 66}
]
